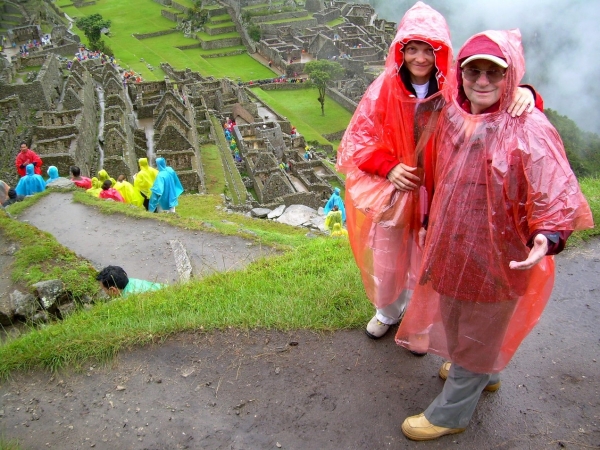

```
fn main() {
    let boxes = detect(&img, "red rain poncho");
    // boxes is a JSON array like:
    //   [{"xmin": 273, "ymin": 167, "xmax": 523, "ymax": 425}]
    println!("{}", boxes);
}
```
[
  {"xmin": 99, "ymin": 187, "xmax": 124, "ymax": 202},
  {"xmin": 395, "ymin": 29, "xmax": 593, "ymax": 373},
  {"xmin": 336, "ymin": 2, "xmax": 453, "ymax": 308},
  {"xmin": 15, "ymin": 149, "xmax": 42, "ymax": 177}
]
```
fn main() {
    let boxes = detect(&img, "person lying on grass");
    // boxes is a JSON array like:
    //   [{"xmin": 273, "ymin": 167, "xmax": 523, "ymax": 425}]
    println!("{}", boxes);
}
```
[{"xmin": 96, "ymin": 265, "xmax": 164, "ymax": 298}]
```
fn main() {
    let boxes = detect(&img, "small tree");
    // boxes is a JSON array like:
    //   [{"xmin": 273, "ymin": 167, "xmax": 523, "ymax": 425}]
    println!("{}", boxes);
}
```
[
  {"xmin": 76, "ymin": 13, "xmax": 111, "ymax": 50},
  {"xmin": 248, "ymin": 24, "xmax": 261, "ymax": 42},
  {"xmin": 304, "ymin": 60, "xmax": 345, "ymax": 116}
]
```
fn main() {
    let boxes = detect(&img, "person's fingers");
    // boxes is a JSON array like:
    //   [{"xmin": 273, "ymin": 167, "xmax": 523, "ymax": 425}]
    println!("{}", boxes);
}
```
[{"xmin": 526, "ymin": 101, "xmax": 535, "ymax": 113}]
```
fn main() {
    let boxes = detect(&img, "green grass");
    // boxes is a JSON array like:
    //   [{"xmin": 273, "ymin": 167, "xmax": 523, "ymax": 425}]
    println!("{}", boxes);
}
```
[
  {"xmin": 59, "ymin": 0, "xmax": 276, "ymax": 81},
  {"xmin": 195, "ymin": 45, "xmax": 246, "ymax": 56},
  {"xmin": 572, "ymin": 177, "xmax": 600, "ymax": 244},
  {"xmin": 327, "ymin": 17, "xmax": 346, "ymax": 27},
  {"xmin": 0, "ymin": 435, "xmax": 22, "ymax": 450},
  {"xmin": 209, "ymin": 14, "xmax": 231, "ymax": 22},
  {"xmin": 250, "ymin": 87, "xmax": 352, "ymax": 144},
  {"xmin": 195, "ymin": 30, "xmax": 240, "ymax": 41},
  {"xmin": 199, "ymin": 143, "xmax": 226, "ymax": 195},
  {"xmin": 204, "ymin": 21, "xmax": 235, "ymax": 29}
]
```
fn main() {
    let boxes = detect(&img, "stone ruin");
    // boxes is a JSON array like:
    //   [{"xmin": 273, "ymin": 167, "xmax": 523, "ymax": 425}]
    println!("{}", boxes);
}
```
[{"xmin": 0, "ymin": 0, "xmax": 411, "ymax": 205}]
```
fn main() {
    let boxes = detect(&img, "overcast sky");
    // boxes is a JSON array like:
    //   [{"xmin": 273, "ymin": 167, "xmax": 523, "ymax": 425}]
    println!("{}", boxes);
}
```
[{"xmin": 364, "ymin": 0, "xmax": 599, "ymax": 134}]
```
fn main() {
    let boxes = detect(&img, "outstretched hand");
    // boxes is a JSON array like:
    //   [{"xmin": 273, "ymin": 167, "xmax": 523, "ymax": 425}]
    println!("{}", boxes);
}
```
[
  {"xmin": 387, "ymin": 163, "xmax": 419, "ymax": 191},
  {"xmin": 509, "ymin": 234, "xmax": 548, "ymax": 270},
  {"xmin": 507, "ymin": 87, "xmax": 535, "ymax": 117}
]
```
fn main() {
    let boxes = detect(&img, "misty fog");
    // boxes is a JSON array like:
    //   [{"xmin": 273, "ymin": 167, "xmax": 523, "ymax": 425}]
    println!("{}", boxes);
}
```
[{"xmin": 364, "ymin": 0, "xmax": 599, "ymax": 134}]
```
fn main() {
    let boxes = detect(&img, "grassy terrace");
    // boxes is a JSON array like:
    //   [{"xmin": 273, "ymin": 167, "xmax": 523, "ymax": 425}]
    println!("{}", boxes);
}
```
[
  {"xmin": 211, "ymin": 116, "xmax": 246, "ymax": 204},
  {"xmin": 250, "ymin": 87, "xmax": 352, "ymax": 145},
  {"xmin": 57, "ymin": 0, "xmax": 275, "ymax": 81},
  {"xmin": 199, "ymin": 143, "xmax": 227, "ymax": 195},
  {"xmin": 204, "ymin": 22, "xmax": 236, "ymax": 29},
  {"xmin": 242, "ymin": 2, "xmax": 285, "ymax": 11},
  {"xmin": 327, "ymin": 17, "xmax": 346, "ymax": 27}
]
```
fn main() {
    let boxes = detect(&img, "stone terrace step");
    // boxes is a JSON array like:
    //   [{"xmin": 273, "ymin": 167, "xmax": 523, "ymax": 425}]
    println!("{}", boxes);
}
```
[{"xmin": 208, "ymin": 14, "xmax": 232, "ymax": 24}]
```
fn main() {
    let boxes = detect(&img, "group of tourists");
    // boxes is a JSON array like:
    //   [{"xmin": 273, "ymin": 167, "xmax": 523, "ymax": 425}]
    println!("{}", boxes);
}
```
[
  {"xmin": 336, "ymin": 1, "xmax": 592, "ymax": 441},
  {"xmin": 244, "ymin": 76, "xmax": 305, "ymax": 87},
  {"xmin": 6, "ymin": 142, "xmax": 183, "ymax": 214},
  {"xmin": 84, "ymin": 158, "xmax": 183, "ymax": 213},
  {"xmin": 17, "ymin": 35, "xmax": 51, "ymax": 56}
]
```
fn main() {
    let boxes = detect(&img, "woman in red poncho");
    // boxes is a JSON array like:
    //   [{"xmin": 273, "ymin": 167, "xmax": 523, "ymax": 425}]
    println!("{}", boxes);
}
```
[
  {"xmin": 15, "ymin": 142, "xmax": 42, "ymax": 177},
  {"xmin": 396, "ymin": 29, "xmax": 593, "ymax": 440},
  {"xmin": 98, "ymin": 179, "xmax": 125, "ymax": 202},
  {"xmin": 336, "ymin": 2, "xmax": 536, "ymax": 342}
]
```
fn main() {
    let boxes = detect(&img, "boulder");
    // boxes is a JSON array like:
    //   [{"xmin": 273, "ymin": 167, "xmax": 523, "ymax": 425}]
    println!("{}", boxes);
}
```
[
  {"xmin": 11, "ymin": 290, "xmax": 39, "ymax": 319},
  {"xmin": 45, "ymin": 178, "xmax": 75, "ymax": 189},
  {"xmin": 250, "ymin": 208, "xmax": 271, "ymax": 218},
  {"xmin": 57, "ymin": 302, "xmax": 77, "ymax": 319},
  {"xmin": 32, "ymin": 310, "xmax": 50, "ymax": 324},
  {"xmin": 33, "ymin": 280, "xmax": 66, "ymax": 310},
  {"xmin": 0, "ymin": 295, "xmax": 15, "ymax": 325},
  {"xmin": 267, "ymin": 205, "xmax": 286, "ymax": 219},
  {"xmin": 277, "ymin": 205, "xmax": 318, "ymax": 227},
  {"xmin": 304, "ymin": 215, "xmax": 327, "ymax": 232}
]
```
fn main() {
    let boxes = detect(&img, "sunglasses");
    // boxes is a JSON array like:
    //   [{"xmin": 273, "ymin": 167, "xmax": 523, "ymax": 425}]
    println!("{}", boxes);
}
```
[{"xmin": 462, "ymin": 67, "xmax": 506, "ymax": 83}]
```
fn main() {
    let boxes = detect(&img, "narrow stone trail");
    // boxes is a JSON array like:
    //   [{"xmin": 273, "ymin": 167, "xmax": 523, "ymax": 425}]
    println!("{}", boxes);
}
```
[{"xmin": 16, "ymin": 192, "xmax": 273, "ymax": 284}]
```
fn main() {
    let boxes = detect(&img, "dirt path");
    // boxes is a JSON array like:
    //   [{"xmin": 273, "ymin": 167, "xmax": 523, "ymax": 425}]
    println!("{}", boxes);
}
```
[
  {"xmin": 16, "ymin": 193, "xmax": 274, "ymax": 284},
  {"xmin": 0, "ymin": 195, "xmax": 598, "ymax": 449}
]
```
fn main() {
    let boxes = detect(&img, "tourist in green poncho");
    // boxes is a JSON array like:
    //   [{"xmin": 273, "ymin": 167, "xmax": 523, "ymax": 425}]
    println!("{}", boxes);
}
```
[{"xmin": 96, "ymin": 265, "xmax": 164, "ymax": 298}]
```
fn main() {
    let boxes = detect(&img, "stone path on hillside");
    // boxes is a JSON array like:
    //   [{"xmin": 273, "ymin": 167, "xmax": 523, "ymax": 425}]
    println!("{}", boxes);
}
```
[{"xmin": 16, "ymin": 192, "xmax": 274, "ymax": 284}]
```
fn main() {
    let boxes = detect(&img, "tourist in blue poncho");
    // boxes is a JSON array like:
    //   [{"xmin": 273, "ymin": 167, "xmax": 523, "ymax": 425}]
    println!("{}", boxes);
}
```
[
  {"xmin": 323, "ymin": 187, "xmax": 346, "ymax": 222},
  {"xmin": 148, "ymin": 157, "xmax": 184, "ymax": 213},
  {"xmin": 16, "ymin": 164, "xmax": 46, "ymax": 196},
  {"xmin": 46, "ymin": 166, "xmax": 60, "ymax": 185}
]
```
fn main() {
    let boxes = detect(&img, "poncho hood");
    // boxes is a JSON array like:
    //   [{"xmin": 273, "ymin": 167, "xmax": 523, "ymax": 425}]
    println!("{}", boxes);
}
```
[
  {"xmin": 47, "ymin": 166, "xmax": 59, "ymax": 180},
  {"xmin": 389, "ymin": 1, "xmax": 452, "ymax": 95},
  {"xmin": 456, "ymin": 29, "xmax": 525, "ymax": 112}
]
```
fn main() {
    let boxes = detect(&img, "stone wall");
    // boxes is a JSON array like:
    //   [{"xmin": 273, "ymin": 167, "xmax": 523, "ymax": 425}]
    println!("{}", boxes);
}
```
[
  {"xmin": 0, "ymin": 56, "xmax": 62, "ymax": 111},
  {"xmin": 232, "ymin": 103, "xmax": 255, "ymax": 124},
  {"xmin": 204, "ymin": 24, "xmax": 237, "ymax": 35},
  {"xmin": 259, "ymin": 18, "xmax": 318, "ymax": 34},
  {"xmin": 252, "ymin": 11, "xmax": 311, "ymax": 23},
  {"xmin": 199, "ymin": 36, "xmax": 242, "ymax": 50},
  {"xmin": 176, "ymin": 43, "xmax": 201, "ymax": 50},
  {"xmin": 314, "ymin": 8, "xmax": 341, "ymax": 24},
  {"xmin": 133, "ymin": 29, "xmax": 177, "ymax": 40},
  {"xmin": 170, "ymin": 0, "xmax": 188, "ymax": 12},
  {"xmin": 325, "ymin": 86, "xmax": 357, "ymax": 113}
]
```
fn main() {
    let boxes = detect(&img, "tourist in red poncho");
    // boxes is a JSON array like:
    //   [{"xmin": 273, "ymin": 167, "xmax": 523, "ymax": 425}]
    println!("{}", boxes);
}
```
[
  {"xmin": 70, "ymin": 166, "xmax": 92, "ymax": 190},
  {"xmin": 336, "ymin": 2, "xmax": 539, "ymax": 343},
  {"xmin": 98, "ymin": 179, "xmax": 124, "ymax": 202},
  {"xmin": 396, "ymin": 30, "xmax": 593, "ymax": 441},
  {"xmin": 15, "ymin": 142, "xmax": 42, "ymax": 177}
]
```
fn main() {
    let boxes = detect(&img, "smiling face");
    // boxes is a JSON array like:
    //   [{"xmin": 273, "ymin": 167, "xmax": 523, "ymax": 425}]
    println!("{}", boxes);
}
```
[
  {"xmin": 20, "ymin": 143, "xmax": 28, "ymax": 153},
  {"xmin": 462, "ymin": 59, "xmax": 507, "ymax": 114},
  {"xmin": 403, "ymin": 40, "xmax": 435, "ymax": 85}
]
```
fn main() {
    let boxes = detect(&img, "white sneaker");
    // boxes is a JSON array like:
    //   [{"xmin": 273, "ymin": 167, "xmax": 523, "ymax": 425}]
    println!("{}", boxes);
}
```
[{"xmin": 365, "ymin": 316, "xmax": 391, "ymax": 339}]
